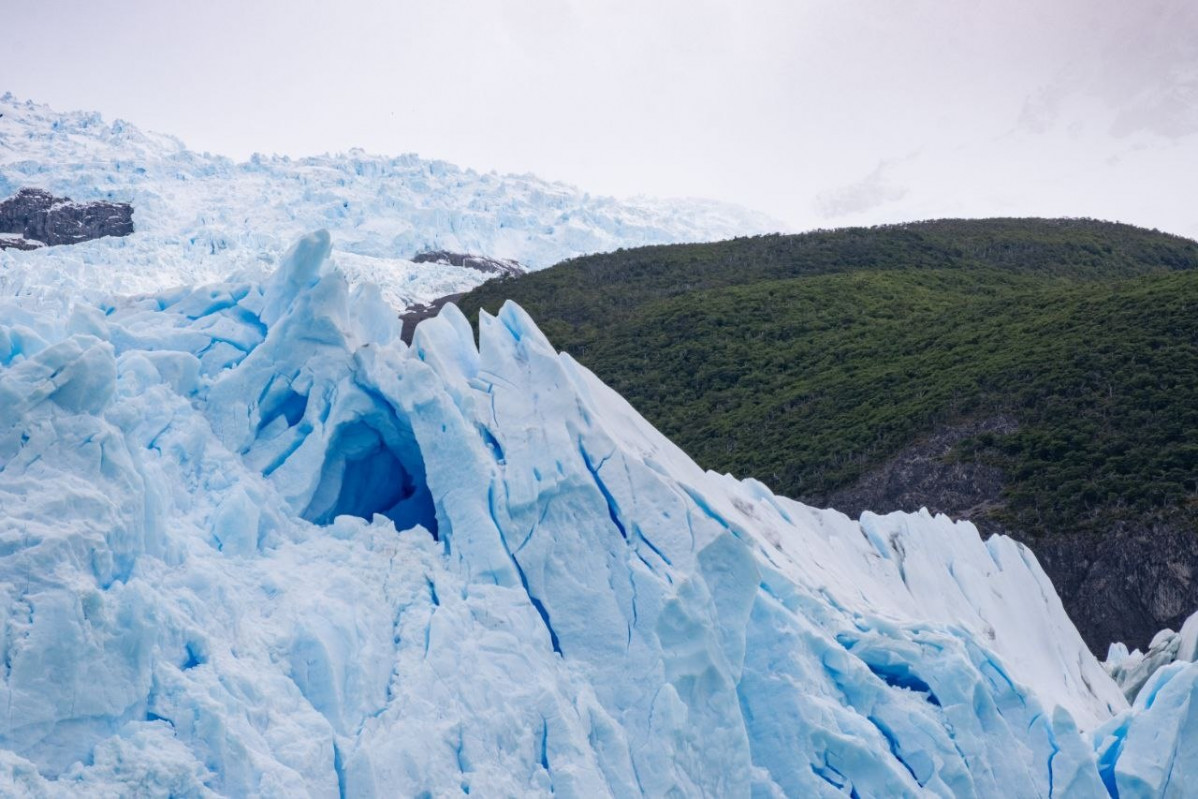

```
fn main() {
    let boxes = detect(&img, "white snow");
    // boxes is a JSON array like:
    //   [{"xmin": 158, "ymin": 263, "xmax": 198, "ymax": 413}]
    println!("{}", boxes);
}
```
[
  {"xmin": 0, "ymin": 94, "xmax": 780, "ymax": 308},
  {"xmin": 3, "ymin": 227, "xmax": 1190, "ymax": 797}
]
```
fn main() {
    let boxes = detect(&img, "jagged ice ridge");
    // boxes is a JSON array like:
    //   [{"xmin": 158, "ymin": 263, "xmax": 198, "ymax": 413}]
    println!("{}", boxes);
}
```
[{"xmin": 0, "ymin": 230, "xmax": 1195, "ymax": 797}]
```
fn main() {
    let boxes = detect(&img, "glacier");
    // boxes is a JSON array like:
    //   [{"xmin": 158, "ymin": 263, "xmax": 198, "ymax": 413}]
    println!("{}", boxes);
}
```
[
  {"xmin": 0, "ymin": 94, "xmax": 779, "ymax": 309},
  {"xmin": 1104, "ymin": 612, "xmax": 1198, "ymax": 704},
  {"xmin": 1, "ymin": 228, "xmax": 1195, "ymax": 797}
]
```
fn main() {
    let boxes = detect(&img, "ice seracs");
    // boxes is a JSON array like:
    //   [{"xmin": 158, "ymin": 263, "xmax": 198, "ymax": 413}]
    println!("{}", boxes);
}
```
[
  {"xmin": 5, "ymin": 229, "xmax": 1196, "ymax": 797},
  {"xmin": 0, "ymin": 94, "xmax": 779, "ymax": 309},
  {"xmin": 1105, "ymin": 610, "xmax": 1198, "ymax": 703}
]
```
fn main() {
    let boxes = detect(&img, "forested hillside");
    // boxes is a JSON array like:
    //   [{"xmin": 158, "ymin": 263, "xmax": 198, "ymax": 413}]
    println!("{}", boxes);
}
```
[{"xmin": 459, "ymin": 219, "xmax": 1198, "ymax": 651}]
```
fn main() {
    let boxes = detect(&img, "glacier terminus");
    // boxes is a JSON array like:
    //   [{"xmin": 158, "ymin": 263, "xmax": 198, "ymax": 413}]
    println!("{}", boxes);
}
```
[{"xmin": 0, "ymin": 228, "xmax": 1194, "ymax": 797}]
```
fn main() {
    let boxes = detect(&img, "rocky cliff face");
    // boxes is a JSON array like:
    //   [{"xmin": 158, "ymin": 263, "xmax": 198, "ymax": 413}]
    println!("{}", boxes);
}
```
[
  {"xmin": 821, "ymin": 415, "xmax": 1198, "ymax": 655},
  {"xmin": 1035, "ymin": 517, "xmax": 1198, "ymax": 654},
  {"xmin": 825, "ymin": 416, "xmax": 1017, "ymax": 523},
  {"xmin": 0, "ymin": 187, "xmax": 133, "ymax": 249}
]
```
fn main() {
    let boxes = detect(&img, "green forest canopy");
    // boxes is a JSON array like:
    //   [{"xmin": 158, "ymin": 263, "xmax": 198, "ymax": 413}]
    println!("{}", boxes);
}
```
[{"xmin": 458, "ymin": 219, "xmax": 1198, "ymax": 538}]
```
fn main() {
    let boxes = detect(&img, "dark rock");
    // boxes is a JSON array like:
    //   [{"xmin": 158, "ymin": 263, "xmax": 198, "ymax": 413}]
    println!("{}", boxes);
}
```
[
  {"xmin": 817, "ymin": 414, "xmax": 1198, "ymax": 655},
  {"xmin": 412, "ymin": 250, "xmax": 524, "ymax": 277},
  {"xmin": 0, "ymin": 234, "xmax": 44, "ymax": 251},
  {"xmin": 0, "ymin": 187, "xmax": 134, "ymax": 249},
  {"xmin": 824, "ymin": 415, "xmax": 1018, "ymax": 521},
  {"xmin": 399, "ymin": 293, "xmax": 466, "ymax": 345},
  {"xmin": 399, "ymin": 251, "xmax": 524, "ymax": 344},
  {"xmin": 1034, "ymin": 517, "xmax": 1198, "ymax": 655}
]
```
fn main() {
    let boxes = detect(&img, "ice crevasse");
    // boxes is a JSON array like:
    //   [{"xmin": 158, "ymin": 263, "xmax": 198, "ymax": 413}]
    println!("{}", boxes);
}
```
[{"xmin": 0, "ymin": 230, "xmax": 1192, "ymax": 797}]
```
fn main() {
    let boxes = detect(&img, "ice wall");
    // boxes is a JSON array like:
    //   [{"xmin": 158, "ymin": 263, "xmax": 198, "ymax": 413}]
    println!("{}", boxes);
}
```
[{"xmin": 0, "ymin": 231, "xmax": 1187, "ymax": 797}]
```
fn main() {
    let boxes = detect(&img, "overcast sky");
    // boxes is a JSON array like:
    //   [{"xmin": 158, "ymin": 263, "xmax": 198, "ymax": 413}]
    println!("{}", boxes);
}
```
[{"xmin": 5, "ymin": 1, "xmax": 1197, "ymax": 237}]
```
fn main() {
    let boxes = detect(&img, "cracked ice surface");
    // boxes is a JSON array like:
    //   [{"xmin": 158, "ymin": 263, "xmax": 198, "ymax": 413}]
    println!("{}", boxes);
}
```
[
  {"xmin": 0, "ymin": 94, "xmax": 779, "ymax": 309},
  {"xmin": 0, "ymin": 230, "xmax": 1186, "ymax": 797}
]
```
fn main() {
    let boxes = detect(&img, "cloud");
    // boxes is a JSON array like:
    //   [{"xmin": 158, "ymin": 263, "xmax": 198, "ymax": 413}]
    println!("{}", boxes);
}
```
[
  {"xmin": 1, "ymin": 0, "xmax": 1195, "ymax": 237},
  {"xmin": 815, "ymin": 161, "xmax": 909, "ymax": 221}
]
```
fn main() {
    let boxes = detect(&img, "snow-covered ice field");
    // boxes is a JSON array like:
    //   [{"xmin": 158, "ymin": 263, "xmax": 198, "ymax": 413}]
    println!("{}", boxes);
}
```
[{"xmin": 0, "ymin": 93, "xmax": 779, "ymax": 309}]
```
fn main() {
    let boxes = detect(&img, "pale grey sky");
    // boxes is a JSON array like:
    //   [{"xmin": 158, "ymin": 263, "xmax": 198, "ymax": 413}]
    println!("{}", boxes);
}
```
[{"xmin": 5, "ymin": 0, "xmax": 1197, "ymax": 237}]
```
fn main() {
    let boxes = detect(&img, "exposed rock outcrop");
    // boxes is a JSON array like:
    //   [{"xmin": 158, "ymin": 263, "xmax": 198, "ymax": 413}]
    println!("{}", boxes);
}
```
[
  {"xmin": 412, "ymin": 250, "xmax": 524, "ymax": 277},
  {"xmin": 819, "ymin": 415, "xmax": 1198, "ymax": 655},
  {"xmin": 1035, "ymin": 517, "xmax": 1198, "ymax": 655},
  {"xmin": 399, "ymin": 292, "xmax": 466, "ymax": 344},
  {"xmin": 824, "ymin": 416, "xmax": 1017, "ymax": 522},
  {"xmin": 400, "ymin": 252, "xmax": 525, "ymax": 342},
  {"xmin": 0, "ymin": 187, "xmax": 133, "ymax": 249},
  {"xmin": 0, "ymin": 233, "xmax": 44, "ymax": 251}
]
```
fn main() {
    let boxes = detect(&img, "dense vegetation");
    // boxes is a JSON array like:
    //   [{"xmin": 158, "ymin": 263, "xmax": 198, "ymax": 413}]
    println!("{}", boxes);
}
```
[{"xmin": 459, "ymin": 219, "xmax": 1198, "ymax": 540}]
